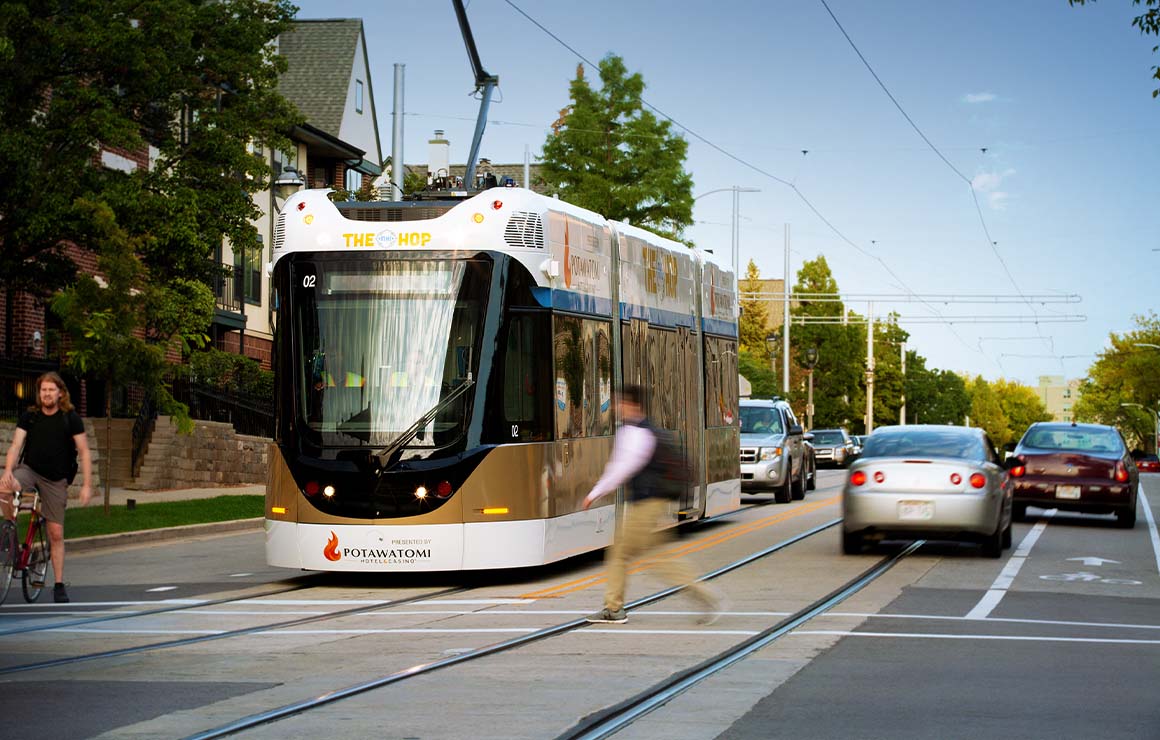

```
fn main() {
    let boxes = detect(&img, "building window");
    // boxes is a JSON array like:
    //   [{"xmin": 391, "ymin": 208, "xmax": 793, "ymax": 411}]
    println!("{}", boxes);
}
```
[
  {"xmin": 238, "ymin": 235, "xmax": 263, "ymax": 305},
  {"xmin": 355, "ymin": 80, "xmax": 364, "ymax": 114},
  {"xmin": 345, "ymin": 168, "xmax": 362, "ymax": 193}
]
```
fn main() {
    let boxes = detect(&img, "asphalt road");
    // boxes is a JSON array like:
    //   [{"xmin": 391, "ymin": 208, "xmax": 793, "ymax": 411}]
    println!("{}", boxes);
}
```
[{"xmin": 2, "ymin": 471, "xmax": 1157, "ymax": 739}]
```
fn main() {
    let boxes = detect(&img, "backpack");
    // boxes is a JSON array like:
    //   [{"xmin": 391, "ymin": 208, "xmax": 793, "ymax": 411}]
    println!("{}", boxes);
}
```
[{"xmin": 639, "ymin": 426, "xmax": 690, "ymax": 500}]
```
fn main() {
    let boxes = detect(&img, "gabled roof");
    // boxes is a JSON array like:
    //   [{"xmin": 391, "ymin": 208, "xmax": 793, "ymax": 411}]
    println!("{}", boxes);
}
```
[{"xmin": 278, "ymin": 19, "xmax": 361, "ymax": 138}]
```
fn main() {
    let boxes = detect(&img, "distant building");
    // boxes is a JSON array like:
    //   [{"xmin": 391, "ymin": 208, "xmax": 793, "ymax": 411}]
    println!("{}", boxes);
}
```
[
  {"xmin": 1038, "ymin": 375, "xmax": 1081, "ymax": 421},
  {"xmin": 374, "ymin": 130, "xmax": 548, "ymax": 198}
]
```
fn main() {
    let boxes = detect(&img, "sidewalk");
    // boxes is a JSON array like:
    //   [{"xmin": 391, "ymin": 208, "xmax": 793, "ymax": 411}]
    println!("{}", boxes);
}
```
[
  {"xmin": 67, "ymin": 483, "xmax": 266, "ymax": 553},
  {"xmin": 81, "ymin": 483, "xmax": 265, "ymax": 507}
]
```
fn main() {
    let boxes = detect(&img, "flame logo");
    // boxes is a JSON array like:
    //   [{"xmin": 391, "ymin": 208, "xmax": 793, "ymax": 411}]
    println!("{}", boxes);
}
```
[{"xmin": 323, "ymin": 531, "xmax": 341, "ymax": 562}]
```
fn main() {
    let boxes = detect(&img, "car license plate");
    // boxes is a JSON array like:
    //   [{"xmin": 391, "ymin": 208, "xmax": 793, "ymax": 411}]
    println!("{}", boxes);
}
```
[
  {"xmin": 898, "ymin": 501, "xmax": 933, "ymax": 520},
  {"xmin": 1056, "ymin": 485, "xmax": 1081, "ymax": 499}
]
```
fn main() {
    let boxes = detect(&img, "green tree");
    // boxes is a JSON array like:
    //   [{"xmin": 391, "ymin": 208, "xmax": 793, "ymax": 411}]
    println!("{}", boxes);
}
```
[
  {"xmin": 790, "ymin": 257, "xmax": 863, "ymax": 429},
  {"xmin": 993, "ymin": 379, "xmax": 1053, "ymax": 445},
  {"xmin": 871, "ymin": 316, "xmax": 908, "ymax": 430},
  {"xmin": 541, "ymin": 57, "xmax": 694, "ymax": 239},
  {"xmin": 51, "ymin": 200, "xmax": 214, "ymax": 510},
  {"xmin": 1073, "ymin": 311, "xmax": 1160, "ymax": 449},
  {"xmin": 969, "ymin": 376, "xmax": 1009, "ymax": 444},
  {"xmin": 738, "ymin": 260, "xmax": 772, "ymax": 360},
  {"xmin": 1070, "ymin": 0, "xmax": 1160, "ymax": 98},
  {"xmin": 0, "ymin": 0, "xmax": 301, "ymax": 298},
  {"xmin": 905, "ymin": 356, "xmax": 971, "ymax": 426}
]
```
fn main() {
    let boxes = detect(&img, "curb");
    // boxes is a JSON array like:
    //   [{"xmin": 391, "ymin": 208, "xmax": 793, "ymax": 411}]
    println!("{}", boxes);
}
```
[{"xmin": 67, "ymin": 518, "xmax": 264, "ymax": 553}]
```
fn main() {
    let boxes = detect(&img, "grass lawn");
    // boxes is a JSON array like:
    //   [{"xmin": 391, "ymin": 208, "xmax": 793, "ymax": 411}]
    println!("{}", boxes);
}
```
[{"xmin": 26, "ymin": 496, "xmax": 266, "ymax": 539}]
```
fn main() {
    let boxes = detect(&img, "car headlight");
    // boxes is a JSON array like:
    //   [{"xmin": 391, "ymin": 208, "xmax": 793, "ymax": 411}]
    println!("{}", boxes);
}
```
[{"xmin": 759, "ymin": 446, "xmax": 783, "ymax": 461}]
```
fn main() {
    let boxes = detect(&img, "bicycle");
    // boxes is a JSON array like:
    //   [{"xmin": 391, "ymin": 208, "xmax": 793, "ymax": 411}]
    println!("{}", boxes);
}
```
[{"xmin": 0, "ymin": 487, "xmax": 51, "ymax": 604}]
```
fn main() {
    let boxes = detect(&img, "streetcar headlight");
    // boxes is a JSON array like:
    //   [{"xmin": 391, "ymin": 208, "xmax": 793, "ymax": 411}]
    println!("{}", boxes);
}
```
[
  {"xmin": 759, "ymin": 447, "xmax": 782, "ymax": 461},
  {"xmin": 323, "ymin": 485, "xmax": 336, "ymax": 498},
  {"xmin": 414, "ymin": 485, "xmax": 429, "ymax": 500}
]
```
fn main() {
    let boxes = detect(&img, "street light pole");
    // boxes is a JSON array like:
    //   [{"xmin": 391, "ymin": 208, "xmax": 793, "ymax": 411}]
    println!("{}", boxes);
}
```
[
  {"xmin": 694, "ymin": 186, "xmax": 760, "ymax": 277},
  {"xmin": 805, "ymin": 347, "xmax": 818, "ymax": 430}
]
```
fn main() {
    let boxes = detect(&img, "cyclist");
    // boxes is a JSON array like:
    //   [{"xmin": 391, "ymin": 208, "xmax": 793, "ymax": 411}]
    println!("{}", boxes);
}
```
[{"xmin": 0, "ymin": 371, "xmax": 93, "ymax": 603}]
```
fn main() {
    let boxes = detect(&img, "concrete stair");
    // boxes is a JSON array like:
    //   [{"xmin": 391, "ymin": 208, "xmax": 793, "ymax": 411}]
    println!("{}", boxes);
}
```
[{"xmin": 128, "ymin": 416, "xmax": 177, "ymax": 490}]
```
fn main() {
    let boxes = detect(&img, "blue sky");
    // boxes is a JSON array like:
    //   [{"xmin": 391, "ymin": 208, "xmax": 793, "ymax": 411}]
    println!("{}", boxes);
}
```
[{"xmin": 294, "ymin": 0, "xmax": 1159, "ymax": 387}]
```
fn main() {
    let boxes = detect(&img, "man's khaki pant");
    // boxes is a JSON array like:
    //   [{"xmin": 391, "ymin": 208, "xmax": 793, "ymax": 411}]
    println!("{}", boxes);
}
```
[{"xmin": 603, "ymin": 497, "xmax": 715, "ymax": 612}]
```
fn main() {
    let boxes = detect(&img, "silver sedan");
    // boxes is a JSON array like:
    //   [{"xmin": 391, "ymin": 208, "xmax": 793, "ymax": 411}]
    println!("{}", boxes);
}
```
[{"xmin": 841, "ymin": 425, "xmax": 1016, "ymax": 558}]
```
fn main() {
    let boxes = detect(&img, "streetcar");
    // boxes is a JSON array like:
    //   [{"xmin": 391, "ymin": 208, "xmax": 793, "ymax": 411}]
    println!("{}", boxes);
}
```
[{"xmin": 265, "ymin": 187, "xmax": 740, "ymax": 571}]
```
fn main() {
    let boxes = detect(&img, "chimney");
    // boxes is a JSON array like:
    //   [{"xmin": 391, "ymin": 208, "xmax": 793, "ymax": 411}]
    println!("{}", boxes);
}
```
[{"xmin": 429, "ymin": 130, "xmax": 450, "ymax": 180}]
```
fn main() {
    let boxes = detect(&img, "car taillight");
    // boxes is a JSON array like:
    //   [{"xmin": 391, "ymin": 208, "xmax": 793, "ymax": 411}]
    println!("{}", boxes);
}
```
[
  {"xmin": 873, "ymin": 471, "xmax": 886, "ymax": 484},
  {"xmin": 1010, "ymin": 455, "xmax": 1025, "ymax": 478},
  {"xmin": 969, "ymin": 473, "xmax": 986, "ymax": 489},
  {"xmin": 950, "ymin": 473, "xmax": 962, "ymax": 485},
  {"xmin": 1114, "ymin": 462, "xmax": 1129, "ymax": 483},
  {"xmin": 850, "ymin": 470, "xmax": 866, "ymax": 486}
]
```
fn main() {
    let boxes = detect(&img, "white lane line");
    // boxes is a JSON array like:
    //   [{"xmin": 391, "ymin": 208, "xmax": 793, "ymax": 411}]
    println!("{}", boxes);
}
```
[
  {"xmin": 0, "ymin": 599, "xmax": 208, "ymax": 609},
  {"xmin": 1141, "ymin": 488, "xmax": 1160, "ymax": 576},
  {"xmin": 794, "ymin": 630, "xmax": 1160, "ymax": 645},
  {"xmin": 965, "ymin": 510, "xmax": 1054, "ymax": 620},
  {"xmin": 416, "ymin": 599, "xmax": 539, "ymax": 605},
  {"xmin": 146, "ymin": 586, "xmax": 178, "ymax": 593}
]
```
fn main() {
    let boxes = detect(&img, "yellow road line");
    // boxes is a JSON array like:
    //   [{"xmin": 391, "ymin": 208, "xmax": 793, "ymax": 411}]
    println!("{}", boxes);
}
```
[{"xmin": 519, "ymin": 495, "xmax": 839, "ymax": 600}]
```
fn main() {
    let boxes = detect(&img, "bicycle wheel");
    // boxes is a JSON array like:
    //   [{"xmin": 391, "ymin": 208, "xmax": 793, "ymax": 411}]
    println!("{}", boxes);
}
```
[
  {"xmin": 22, "ymin": 520, "xmax": 49, "ymax": 603},
  {"xmin": 0, "ymin": 519, "xmax": 16, "ymax": 605}
]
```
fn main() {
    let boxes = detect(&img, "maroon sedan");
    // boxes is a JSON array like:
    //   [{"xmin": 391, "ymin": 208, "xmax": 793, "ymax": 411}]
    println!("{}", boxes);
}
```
[{"xmin": 1010, "ymin": 422, "xmax": 1138, "ymax": 528}]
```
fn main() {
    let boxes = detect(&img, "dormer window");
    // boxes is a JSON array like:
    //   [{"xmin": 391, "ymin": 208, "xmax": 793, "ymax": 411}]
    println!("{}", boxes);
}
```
[{"xmin": 355, "ymin": 80, "xmax": 364, "ymax": 114}]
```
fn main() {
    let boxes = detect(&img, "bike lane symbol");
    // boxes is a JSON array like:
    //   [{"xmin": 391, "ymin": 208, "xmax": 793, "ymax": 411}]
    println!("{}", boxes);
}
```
[{"xmin": 1039, "ymin": 571, "xmax": 1142, "ymax": 585}]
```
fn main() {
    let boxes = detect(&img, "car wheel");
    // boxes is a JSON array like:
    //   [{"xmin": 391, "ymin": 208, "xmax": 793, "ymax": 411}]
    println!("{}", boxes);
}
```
[
  {"xmin": 1116, "ymin": 505, "xmax": 1137, "ymax": 529},
  {"xmin": 806, "ymin": 463, "xmax": 816, "ymax": 491},
  {"xmin": 790, "ymin": 469, "xmax": 805, "ymax": 500},
  {"xmin": 1001, "ymin": 518, "xmax": 1012, "ymax": 549},
  {"xmin": 774, "ymin": 476, "xmax": 792, "ymax": 504},
  {"xmin": 842, "ymin": 529, "xmax": 863, "ymax": 555},
  {"xmin": 981, "ymin": 521, "xmax": 1003, "ymax": 559},
  {"xmin": 1012, "ymin": 503, "xmax": 1028, "ymax": 521}
]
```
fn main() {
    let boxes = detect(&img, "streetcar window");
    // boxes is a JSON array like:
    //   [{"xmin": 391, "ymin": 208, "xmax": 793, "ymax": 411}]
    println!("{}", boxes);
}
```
[
  {"xmin": 704, "ymin": 335, "xmax": 739, "ymax": 427},
  {"xmin": 503, "ymin": 315, "xmax": 542, "ymax": 434},
  {"xmin": 554, "ymin": 316, "xmax": 585, "ymax": 439},
  {"xmin": 292, "ymin": 258, "xmax": 490, "ymax": 450}
]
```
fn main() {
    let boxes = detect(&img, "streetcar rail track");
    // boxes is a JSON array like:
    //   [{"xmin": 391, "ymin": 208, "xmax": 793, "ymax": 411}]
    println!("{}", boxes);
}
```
[
  {"xmin": 557, "ymin": 540, "xmax": 925, "ymax": 740},
  {"xmin": 183, "ymin": 517, "xmax": 845, "ymax": 739},
  {"xmin": 0, "ymin": 578, "xmax": 321, "ymax": 637},
  {"xmin": 0, "ymin": 585, "xmax": 472, "ymax": 675}
]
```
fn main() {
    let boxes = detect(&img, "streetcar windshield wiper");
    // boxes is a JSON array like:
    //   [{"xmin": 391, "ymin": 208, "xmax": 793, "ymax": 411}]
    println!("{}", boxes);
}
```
[{"xmin": 373, "ymin": 378, "xmax": 475, "ymax": 470}]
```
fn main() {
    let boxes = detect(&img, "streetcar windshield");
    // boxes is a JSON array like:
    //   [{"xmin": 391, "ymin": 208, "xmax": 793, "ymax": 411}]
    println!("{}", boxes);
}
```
[{"xmin": 292, "ymin": 258, "xmax": 491, "ymax": 449}]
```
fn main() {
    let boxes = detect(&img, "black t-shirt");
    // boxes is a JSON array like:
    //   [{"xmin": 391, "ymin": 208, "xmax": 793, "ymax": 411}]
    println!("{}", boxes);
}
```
[{"xmin": 17, "ymin": 409, "xmax": 84, "ymax": 481}]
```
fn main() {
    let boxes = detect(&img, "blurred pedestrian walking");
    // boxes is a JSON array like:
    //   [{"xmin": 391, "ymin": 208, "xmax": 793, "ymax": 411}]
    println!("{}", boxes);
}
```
[{"xmin": 582, "ymin": 384, "xmax": 723, "ymax": 625}]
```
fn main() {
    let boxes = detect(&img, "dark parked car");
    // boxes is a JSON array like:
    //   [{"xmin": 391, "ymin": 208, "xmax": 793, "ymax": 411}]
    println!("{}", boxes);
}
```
[
  {"xmin": 1131, "ymin": 450, "xmax": 1160, "ymax": 473},
  {"xmin": 1009, "ymin": 422, "xmax": 1138, "ymax": 527}
]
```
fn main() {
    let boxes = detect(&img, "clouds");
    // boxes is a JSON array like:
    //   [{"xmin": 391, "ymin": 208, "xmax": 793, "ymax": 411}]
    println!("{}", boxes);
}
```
[
  {"xmin": 963, "ymin": 92, "xmax": 996, "ymax": 104},
  {"xmin": 972, "ymin": 168, "xmax": 1017, "ymax": 210}
]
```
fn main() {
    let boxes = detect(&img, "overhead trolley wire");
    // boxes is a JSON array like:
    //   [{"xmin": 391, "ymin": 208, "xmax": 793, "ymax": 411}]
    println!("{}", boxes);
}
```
[
  {"xmin": 502, "ymin": 0, "xmax": 980, "ymax": 353},
  {"xmin": 816, "ymin": 0, "xmax": 1061, "ymax": 361}
]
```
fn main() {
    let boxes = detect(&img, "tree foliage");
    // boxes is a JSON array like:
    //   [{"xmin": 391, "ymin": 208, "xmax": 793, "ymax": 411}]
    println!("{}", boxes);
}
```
[
  {"xmin": 50, "ymin": 199, "xmax": 214, "ymax": 433},
  {"xmin": 1070, "ymin": 0, "xmax": 1160, "ymax": 98},
  {"xmin": 0, "ymin": 0, "xmax": 301, "ymax": 298},
  {"xmin": 789, "ymin": 257, "xmax": 864, "ymax": 429},
  {"xmin": 738, "ymin": 260, "xmax": 772, "ymax": 360},
  {"xmin": 540, "ymin": 56, "xmax": 694, "ymax": 240},
  {"xmin": 903, "ymin": 353, "xmax": 971, "ymax": 425},
  {"xmin": 1073, "ymin": 311, "xmax": 1160, "ymax": 450}
]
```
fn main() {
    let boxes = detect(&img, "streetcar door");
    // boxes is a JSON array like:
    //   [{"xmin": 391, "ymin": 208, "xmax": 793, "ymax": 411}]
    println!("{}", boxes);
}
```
[{"xmin": 677, "ymin": 326, "xmax": 703, "ymax": 518}]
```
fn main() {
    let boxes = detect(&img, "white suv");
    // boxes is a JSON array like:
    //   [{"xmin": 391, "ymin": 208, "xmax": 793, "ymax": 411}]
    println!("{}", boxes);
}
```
[{"xmin": 739, "ymin": 399, "xmax": 814, "ymax": 503}]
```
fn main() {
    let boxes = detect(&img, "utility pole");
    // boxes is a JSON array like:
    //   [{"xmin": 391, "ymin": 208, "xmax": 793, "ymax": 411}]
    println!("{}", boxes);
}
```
[
  {"xmin": 899, "ymin": 340, "xmax": 906, "ymax": 426},
  {"xmin": 391, "ymin": 63, "xmax": 405, "ymax": 201},
  {"xmin": 783, "ymin": 224, "xmax": 791, "ymax": 395},
  {"xmin": 865, "ymin": 302, "xmax": 874, "ymax": 434}
]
